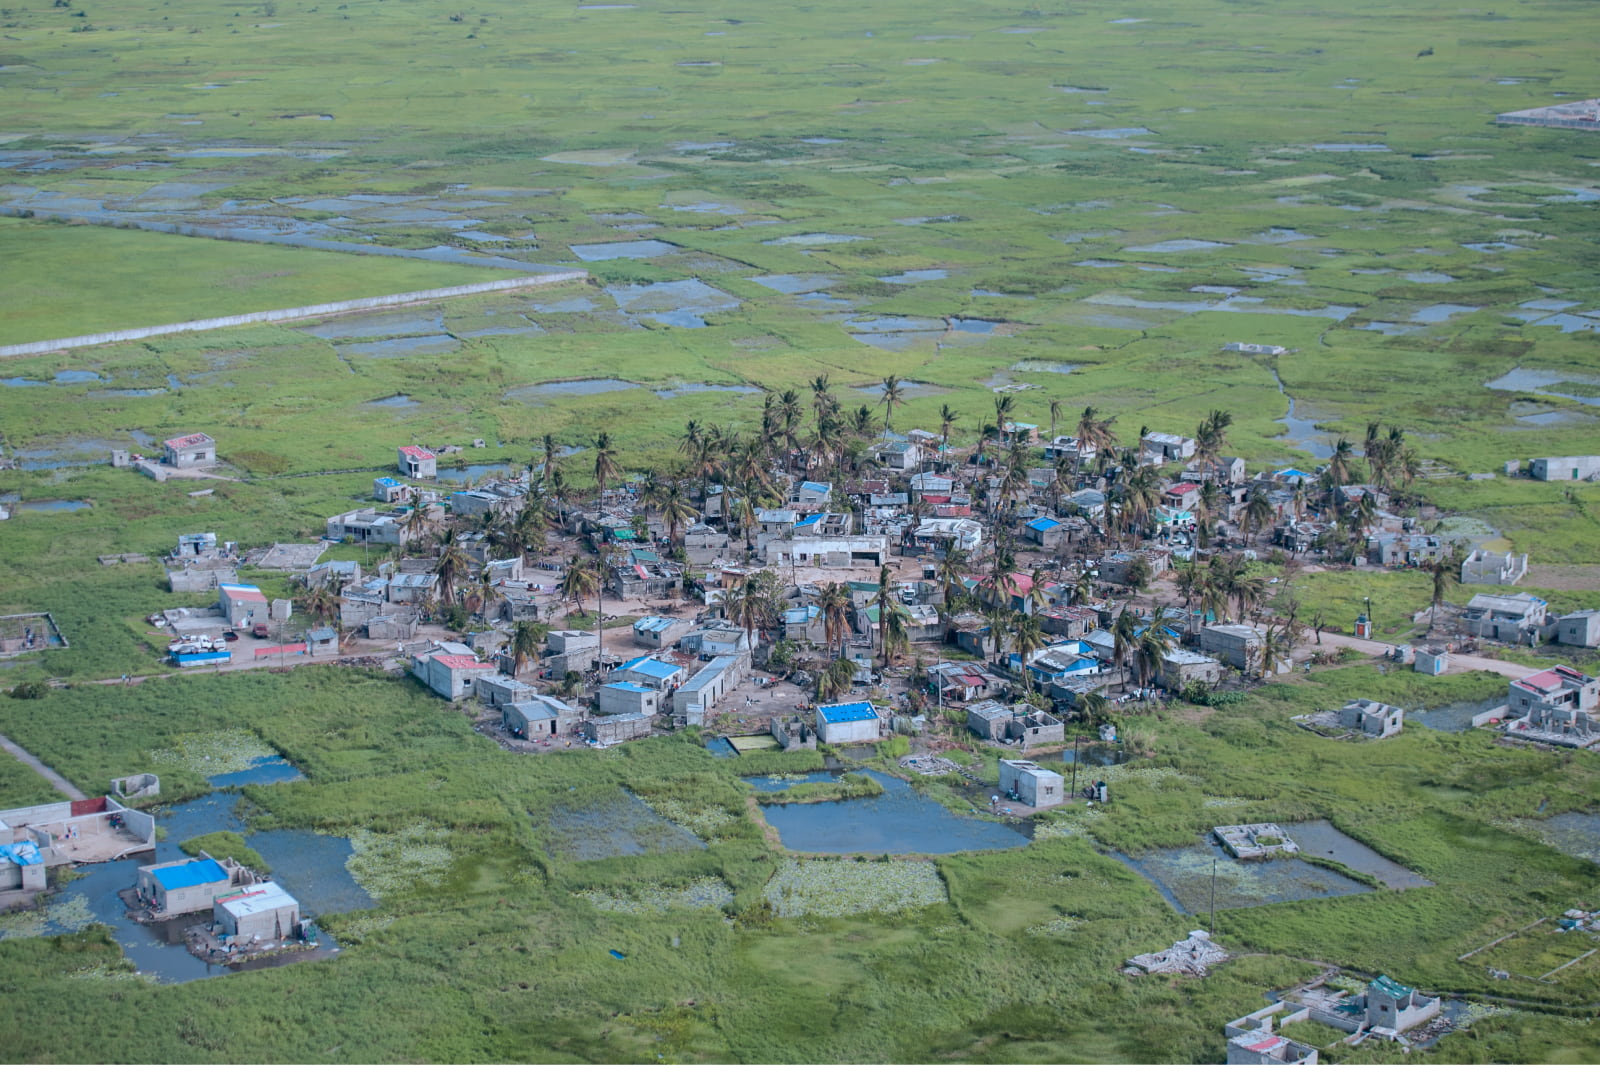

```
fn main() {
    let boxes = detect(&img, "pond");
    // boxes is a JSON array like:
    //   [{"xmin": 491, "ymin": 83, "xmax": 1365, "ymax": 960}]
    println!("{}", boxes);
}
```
[
  {"xmin": 1528, "ymin": 811, "xmax": 1600, "ymax": 865},
  {"xmin": 759, "ymin": 770, "xmax": 1029, "ymax": 854},
  {"xmin": 0, "ymin": 791, "xmax": 366, "ymax": 983},
  {"xmin": 436, "ymin": 463, "xmax": 519, "ymax": 484},
  {"xmin": 1124, "ymin": 238, "xmax": 1229, "ymax": 252},
  {"xmin": 1113, "ymin": 835, "xmax": 1373, "ymax": 914},
  {"xmin": 339, "ymin": 335, "xmax": 459, "ymax": 358},
  {"xmin": 207, "ymin": 755, "xmax": 305, "ymax": 788},
  {"xmin": 746, "ymin": 771, "xmax": 836, "ymax": 792},
  {"xmin": 653, "ymin": 382, "xmax": 761, "ymax": 399},
  {"xmin": 1486, "ymin": 368, "xmax": 1600, "ymax": 407},
  {"xmin": 15, "ymin": 500, "xmax": 92, "ymax": 513},
  {"xmin": 543, "ymin": 790, "xmax": 705, "ymax": 861},
  {"xmin": 749, "ymin": 274, "xmax": 839, "ymax": 294},
  {"xmin": 299, "ymin": 312, "xmax": 443, "ymax": 339},
  {"xmin": 569, "ymin": 239, "xmax": 680, "ymax": 261},
  {"xmin": 852, "ymin": 380, "xmax": 950, "ymax": 399},
  {"xmin": 506, "ymin": 378, "xmax": 641, "ymax": 403}
]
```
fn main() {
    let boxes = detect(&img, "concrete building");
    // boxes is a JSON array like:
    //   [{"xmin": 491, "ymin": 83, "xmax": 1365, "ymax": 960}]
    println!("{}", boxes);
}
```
[
  {"xmin": 1553, "ymin": 610, "xmax": 1600, "ymax": 648},
  {"xmin": 928, "ymin": 661, "xmax": 1009, "ymax": 704},
  {"xmin": 673, "ymin": 655, "xmax": 747, "ymax": 724},
  {"xmin": 503, "ymin": 694, "xmax": 585, "ymax": 739},
  {"xmin": 135, "ymin": 857, "xmax": 235, "ymax": 917},
  {"xmin": 1367, "ymin": 532, "xmax": 1444, "ymax": 567},
  {"xmin": 217, "ymin": 583, "xmax": 268, "ymax": 628},
  {"xmin": 1291, "ymin": 975, "xmax": 1440, "ymax": 1043},
  {"xmin": 1508, "ymin": 664, "xmax": 1599, "ymax": 721},
  {"xmin": 767, "ymin": 534, "xmax": 890, "ymax": 569},
  {"xmin": 1141, "ymin": 431, "xmax": 1196, "ymax": 463},
  {"xmin": 1340, "ymin": 699, "xmax": 1404, "ymax": 739},
  {"xmin": 386, "ymin": 571, "xmax": 439, "ymax": 604},
  {"xmin": 581, "ymin": 712, "xmax": 653, "ymax": 745},
  {"xmin": 0, "ymin": 840, "xmax": 46, "ymax": 891},
  {"xmin": 397, "ymin": 445, "xmax": 437, "ymax": 479},
  {"xmin": 1461, "ymin": 548, "xmax": 1528, "ymax": 586},
  {"xmin": 815, "ymin": 700, "xmax": 883, "ymax": 744},
  {"xmin": 633, "ymin": 615, "xmax": 692, "ymax": 650},
  {"xmin": 613, "ymin": 655, "xmax": 688, "ymax": 691},
  {"xmin": 213, "ymin": 881, "xmax": 300, "ymax": 942},
  {"xmin": 1199, "ymin": 624, "xmax": 1263, "ymax": 671},
  {"xmin": 598, "ymin": 682, "xmax": 663, "ymax": 717},
  {"xmin": 1462, "ymin": 591, "xmax": 1548, "ymax": 642},
  {"xmin": 781, "ymin": 604, "xmax": 829, "ymax": 645},
  {"xmin": 412, "ymin": 643, "xmax": 493, "ymax": 700},
  {"xmin": 1223, "ymin": 341, "xmax": 1290, "ymax": 356},
  {"xmin": 965, "ymin": 700, "xmax": 1014, "ymax": 742},
  {"xmin": 476, "ymin": 674, "xmax": 537, "ymax": 708},
  {"xmin": 1157, "ymin": 648, "xmax": 1223, "ymax": 690},
  {"xmin": 1414, "ymin": 647, "xmax": 1449, "ymax": 675},
  {"xmin": 998, "ymin": 759, "xmax": 1064, "ymax": 808},
  {"xmin": 1530, "ymin": 455, "xmax": 1600, "ymax": 482},
  {"xmin": 325, "ymin": 507, "xmax": 410, "ymax": 547},
  {"xmin": 1024, "ymin": 516, "xmax": 1068, "ymax": 549},
  {"xmin": 771, "ymin": 714, "xmax": 817, "ymax": 751},
  {"xmin": 163, "ymin": 432, "xmax": 217, "ymax": 468},
  {"xmin": 1224, "ymin": 1003, "xmax": 1319, "ymax": 1065},
  {"xmin": 373, "ymin": 476, "xmax": 410, "ymax": 504},
  {"xmin": 912, "ymin": 517, "xmax": 983, "ymax": 555}
]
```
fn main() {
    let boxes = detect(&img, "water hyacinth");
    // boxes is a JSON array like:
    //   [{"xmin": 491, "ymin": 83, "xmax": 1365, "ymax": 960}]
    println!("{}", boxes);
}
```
[
  {"xmin": 347, "ymin": 822, "xmax": 453, "ymax": 900},
  {"xmin": 333, "ymin": 913, "xmax": 397, "ymax": 943},
  {"xmin": 1032, "ymin": 819, "xmax": 1075, "ymax": 841},
  {"xmin": 639, "ymin": 795, "xmax": 738, "ymax": 840},
  {"xmin": 149, "ymin": 730, "xmax": 275, "ymax": 776},
  {"xmin": 1203, "ymin": 796, "xmax": 1250, "ymax": 809},
  {"xmin": 763, "ymin": 858, "xmax": 946, "ymax": 918},
  {"xmin": 64, "ymin": 963, "xmax": 156, "ymax": 983},
  {"xmin": 0, "ymin": 893, "xmax": 94, "ymax": 940},
  {"xmin": 576, "ymin": 876, "xmax": 734, "ymax": 915}
]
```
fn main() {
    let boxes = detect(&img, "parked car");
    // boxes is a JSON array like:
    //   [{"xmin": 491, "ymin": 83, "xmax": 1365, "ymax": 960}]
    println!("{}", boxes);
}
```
[
  {"xmin": 251, "ymin": 623, "xmax": 271, "ymax": 639},
  {"xmin": 222, "ymin": 630, "xmax": 239, "ymax": 642}
]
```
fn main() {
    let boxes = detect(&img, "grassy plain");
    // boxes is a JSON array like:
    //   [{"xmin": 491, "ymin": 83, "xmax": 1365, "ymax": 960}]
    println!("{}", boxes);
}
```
[{"xmin": 1, "ymin": 0, "xmax": 1600, "ymax": 1060}]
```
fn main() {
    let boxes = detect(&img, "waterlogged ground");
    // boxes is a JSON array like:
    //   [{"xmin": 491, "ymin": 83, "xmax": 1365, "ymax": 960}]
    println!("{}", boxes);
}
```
[
  {"xmin": 759, "ymin": 770, "xmax": 1028, "ymax": 854},
  {"xmin": 1114, "ymin": 837, "xmax": 1374, "ymax": 914},
  {"xmin": 542, "ymin": 789, "xmax": 706, "ymax": 861},
  {"xmin": 763, "ymin": 858, "xmax": 947, "ymax": 917}
]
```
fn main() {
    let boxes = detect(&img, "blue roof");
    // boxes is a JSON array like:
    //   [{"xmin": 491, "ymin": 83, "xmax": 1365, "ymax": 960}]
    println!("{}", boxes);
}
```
[
  {"xmin": 818, "ymin": 701, "xmax": 878, "ymax": 723},
  {"xmin": 619, "ymin": 657, "xmax": 681, "ymax": 679},
  {"xmin": 0, "ymin": 842, "xmax": 42, "ymax": 866},
  {"xmin": 375, "ymin": 476, "xmax": 402, "ymax": 487},
  {"xmin": 800, "ymin": 481, "xmax": 831, "ymax": 494},
  {"xmin": 783, "ymin": 605, "xmax": 820, "ymax": 623},
  {"xmin": 633, "ymin": 616, "xmax": 678, "ymax": 634},
  {"xmin": 1027, "ymin": 517, "xmax": 1062, "ymax": 532},
  {"xmin": 150, "ymin": 858, "xmax": 227, "ymax": 891},
  {"xmin": 795, "ymin": 513, "xmax": 822, "ymax": 527},
  {"xmin": 604, "ymin": 682, "xmax": 653, "ymax": 694}
]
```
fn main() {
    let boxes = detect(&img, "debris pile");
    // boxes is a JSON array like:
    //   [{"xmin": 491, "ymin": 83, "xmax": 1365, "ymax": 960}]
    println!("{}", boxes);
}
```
[{"xmin": 1125, "ymin": 929, "xmax": 1230, "ymax": 977}]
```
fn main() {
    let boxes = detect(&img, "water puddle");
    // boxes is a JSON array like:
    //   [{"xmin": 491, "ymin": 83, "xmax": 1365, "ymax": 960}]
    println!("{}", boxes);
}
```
[
  {"xmin": 1526, "ymin": 811, "xmax": 1600, "ymax": 865},
  {"xmin": 1357, "ymin": 322, "xmax": 1425, "ymax": 336},
  {"xmin": 798, "ymin": 293, "xmax": 854, "ymax": 308},
  {"xmin": 1113, "ymin": 836, "xmax": 1373, "ymax": 913},
  {"xmin": 93, "ymin": 388, "xmax": 168, "ymax": 398},
  {"xmin": 895, "ymin": 215, "xmax": 966, "ymax": 225},
  {"xmin": 1074, "ymin": 259, "xmax": 1130, "ymax": 268},
  {"xmin": 1525, "ymin": 313, "xmax": 1600, "ymax": 334},
  {"xmin": 848, "ymin": 315, "xmax": 945, "ymax": 333},
  {"xmin": 852, "ymin": 380, "xmax": 950, "ymax": 399},
  {"xmin": 1251, "ymin": 228, "xmax": 1316, "ymax": 244},
  {"xmin": 543, "ymin": 790, "xmax": 705, "ymax": 861},
  {"xmin": 1404, "ymin": 271, "xmax": 1455, "ymax": 284},
  {"xmin": 1411, "ymin": 303, "xmax": 1478, "ymax": 323},
  {"xmin": 437, "ymin": 463, "xmax": 518, "ymax": 485},
  {"xmin": 1125, "ymin": 238, "xmax": 1230, "ymax": 252},
  {"xmin": 1462, "ymin": 241, "xmax": 1523, "ymax": 252},
  {"xmin": 951, "ymin": 318, "xmax": 999, "ymax": 333},
  {"xmin": 15, "ymin": 500, "xmax": 92, "ymax": 513},
  {"xmin": 1088, "ymin": 292, "xmax": 1356, "ymax": 321},
  {"xmin": 1410, "ymin": 696, "xmax": 1503, "ymax": 733},
  {"xmin": 1289, "ymin": 821, "xmax": 1433, "ymax": 888},
  {"xmin": 762, "ymin": 233, "xmax": 866, "ymax": 246},
  {"xmin": 747, "ymin": 771, "xmax": 836, "ymax": 792},
  {"xmin": 1516, "ymin": 410, "xmax": 1595, "ymax": 427},
  {"xmin": 800, "ymin": 137, "xmax": 843, "ymax": 145},
  {"xmin": 506, "ymin": 379, "xmax": 641, "ymax": 404},
  {"xmin": 569, "ymin": 239, "xmax": 679, "ymax": 260},
  {"xmin": 1307, "ymin": 143, "xmax": 1390, "ymax": 152},
  {"xmin": 1486, "ymin": 368, "xmax": 1600, "ymax": 406},
  {"xmin": 653, "ymin": 382, "xmax": 761, "ymax": 399},
  {"xmin": 529, "ymin": 297, "xmax": 597, "ymax": 314},
  {"xmin": 1065, "ymin": 128, "xmax": 1154, "ymax": 139},
  {"xmin": 878, "ymin": 269, "xmax": 949, "ymax": 284},
  {"xmin": 761, "ymin": 770, "xmax": 1028, "ymax": 854},
  {"xmin": 604, "ymin": 279, "xmax": 740, "ymax": 328},
  {"xmin": 299, "ymin": 312, "xmax": 443, "ymax": 339},
  {"xmin": 670, "ymin": 141, "xmax": 734, "ymax": 152},
  {"xmin": 1270, "ymin": 367, "xmax": 1336, "ymax": 458},
  {"xmin": 1061, "ymin": 744, "xmax": 1129, "ymax": 767},
  {"xmin": 1011, "ymin": 360, "xmax": 1076, "ymax": 375},
  {"xmin": 339, "ymin": 335, "xmax": 459, "ymax": 358},
  {"xmin": 1, "ymin": 370, "xmax": 105, "ymax": 387},
  {"xmin": 750, "ymin": 273, "xmax": 839, "ymax": 294}
]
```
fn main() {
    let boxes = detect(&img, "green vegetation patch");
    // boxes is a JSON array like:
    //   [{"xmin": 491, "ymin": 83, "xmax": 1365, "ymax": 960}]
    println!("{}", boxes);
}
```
[
  {"xmin": 763, "ymin": 858, "xmax": 948, "ymax": 918},
  {"xmin": 147, "ymin": 730, "xmax": 276, "ymax": 778},
  {"xmin": 575, "ymin": 876, "xmax": 735, "ymax": 915},
  {"xmin": 179, "ymin": 831, "xmax": 269, "ymax": 874}
]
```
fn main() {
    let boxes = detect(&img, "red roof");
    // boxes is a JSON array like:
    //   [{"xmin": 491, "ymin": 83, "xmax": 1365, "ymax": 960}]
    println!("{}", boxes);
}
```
[
  {"xmin": 164, "ymin": 432, "xmax": 213, "ymax": 450},
  {"xmin": 921, "ymin": 495, "xmax": 951, "ymax": 505},
  {"xmin": 1245, "ymin": 1036, "xmax": 1284, "ymax": 1053},
  {"xmin": 222, "ymin": 587, "xmax": 267, "ymax": 602},
  {"xmin": 398, "ymin": 445, "xmax": 435, "ymax": 459},
  {"xmin": 433, "ymin": 654, "xmax": 491, "ymax": 670}
]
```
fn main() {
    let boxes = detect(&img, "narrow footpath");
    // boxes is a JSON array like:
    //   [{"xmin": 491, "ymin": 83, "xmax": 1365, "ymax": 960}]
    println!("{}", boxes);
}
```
[{"xmin": 0, "ymin": 731, "xmax": 85, "ymax": 801}]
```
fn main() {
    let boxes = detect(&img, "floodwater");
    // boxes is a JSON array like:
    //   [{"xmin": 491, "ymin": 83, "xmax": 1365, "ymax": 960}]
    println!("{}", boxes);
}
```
[
  {"xmin": 749, "ymin": 274, "xmax": 839, "ymax": 295},
  {"xmin": 437, "ymin": 463, "xmax": 518, "ymax": 484},
  {"xmin": 879, "ymin": 269, "xmax": 948, "ymax": 284},
  {"xmin": 1357, "ymin": 322, "xmax": 1424, "ymax": 336},
  {"xmin": 1531, "ymin": 811, "xmax": 1600, "ymax": 865},
  {"xmin": 1288, "ymin": 820, "xmax": 1433, "ymax": 888},
  {"xmin": 951, "ymin": 318, "xmax": 999, "ymax": 334},
  {"xmin": 208, "ymin": 755, "xmax": 305, "ymax": 788},
  {"xmin": 1124, "ymin": 239, "xmax": 1230, "ymax": 252},
  {"xmin": 1113, "ymin": 836, "xmax": 1373, "ymax": 913},
  {"xmin": 2, "ymin": 790, "xmax": 364, "ymax": 983},
  {"xmin": 1410, "ymin": 303, "xmax": 1477, "ymax": 324},
  {"xmin": 506, "ymin": 379, "xmax": 639, "ymax": 403},
  {"xmin": 1525, "ymin": 314, "xmax": 1600, "ymax": 334},
  {"xmin": 1508, "ymin": 298, "xmax": 1580, "ymax": 321},
  {"xmin": 1270, "ymin": 367, "xmax": 1336, "ymax": 459},
  {"xmin": 1410, "ymin": 696, "xmax": 1503, "ymax": 732},
  {"xmin": 1087, "ymin": 292, "xmax": 1356, "ymax": 321},
  {"xmin": 1308, "ymin": 143, "xmax": 1390, "ymax": 152},
  {"xmin": 746, "ymin": 771, "xmax": 836, "ymax": 792},
  {"xmin": 569, "ymin": 239, "xmax": 679, "ymax": 260},
  {"xmin": 604, "ymin": 279, "xmax": 740, "ymax": 327},
  {"xmin": 1074, "ymin": 259, "xmax": 1128, "ymax": 268},
  {"xmin": 1065, "ymin": 128, "xmax": 1154, "ymax": 139},
  {"xmin": 1462, "ymin": 241, "xmax": 1522, "ymax": 252},
  {"xmin": 1, "ymin": 370, "xmax": 104, "ymax": 387},
  {"xmin": 338, "ymin": 335, "xmax": 459, "ymax": 358},
  {"xmin": 1251, "ymin": 228, "xmax": 1315, "ymax": 244},
  {"xmin": 652, "ymin": 383, "xmax": 761, "ymax": 399},
  {"xmin": 760, "ymin": 770, "xmax": 1028, "ymax": 854},
  {"xmin": 15, "ymin": 500, "xmax": 92, "ymax": 513},
  {"xmin": 364, "ymin": 394, "xmax": 419, "ymax": 409},
  {"xmin": 848, "ymin": 316, "xmax": 944, "ymax": 333},
  {"xmin": 762, "ymin": 233, "xmax": 866, "ymax": 246},
  {"xmin": 1011, "ymin": 360, "xmax": 1077, "ymax": 374},
  {"xmin": 1404, "ymin": 271, "xmax": 1455, "ymax": 284},
  {"xmin": 1061, "ymin": 744, "xmax": 1129, "ymax": 768},
  {"xmin": 1485, "ymin": 368, "xmax": 1600, "ymax": 406},
  {"xmin": 1517, "ymin": 410, "xmax": 1595, "ymax": 427},
  {"xmin": 852, "ymin": 380, "xmax": 950, "ymax": 399},
  {"xmin": 543, "ymin": 790, "xmax": 705, "ymax": 861}
]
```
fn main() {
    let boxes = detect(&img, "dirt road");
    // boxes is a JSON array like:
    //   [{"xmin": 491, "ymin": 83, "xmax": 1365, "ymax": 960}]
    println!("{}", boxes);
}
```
[
  {"xmin": 1308, "ymin": 631, "xmax": 1539, "ymax": 680},
  {"xmin": 0, "ymin": 731, "xmax": 85, "ymax": 800}
]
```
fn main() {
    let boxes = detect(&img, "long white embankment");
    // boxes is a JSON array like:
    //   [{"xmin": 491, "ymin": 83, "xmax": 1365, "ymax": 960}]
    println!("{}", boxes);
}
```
[{"xmin": 0, "ymin": 271, "xmax": 588, "ymax": 359}]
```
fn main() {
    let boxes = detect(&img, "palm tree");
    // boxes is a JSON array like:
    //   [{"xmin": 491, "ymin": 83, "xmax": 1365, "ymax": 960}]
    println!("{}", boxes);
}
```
[
  {"xmin": 1193, "ymin": 409, "xmax": 1233, "ymax": 472},
  {"xmin": 879, "ymin": 374, "xmax": 906, "ymax": 431},
  {"xmin": 593, "ymin": 431, "xmax": 620, "ymax": 501},
  {"xmin": 808, "ymin": 582, "xmax": 844, "ymax": 654},
  {"xmin": 1425, "ymin": 543, "xmax": 1466, "ymax": 633},
  {"xmin": 540, "ymin": 433, "xmax": 562, "ymax": 486},
  {"xmin": 938, "ymin": 404, "xmax": 960, "ymax": 457},
  {"xmin": 1012, "ymin": 614, "xmax": 1047, "ymax": 689},
  {"xmin": 433, "ymin": 529, "xmax": 471, "ymax": 607},
  {"xmin": 509, "ymin": 621, "xmax": 541, "ymax": 678},
  {"xmin": 883, "ymin": 602, "xmax": 911, "ymax": 667},
  {"xmin": 514, "ymin": 495, "xmax": 550, "ymax": 558},
  {"xmin": 1111, "ymin": 608, "xmax": 1140, "ymax": 693},
  {"xmin": 726, "ymin": 570, "xmax": 778, "ymax": 650},
  {"xmin": 1077, "ymin": 690, "xmax": 1111, "ymax": 727},
  {"xmin": 1136, "ymin": 624, "xmax": 1175, "ymax": 694},
  {"xmin": 560, "ymin": 555, "xmax": 601, "ymax": 614},
  {"xmin": 1048, "ymin": 398, "xmax": 1063, "ymax": 448},
  {"xmin": 401, "ymin": 503, "xmax": 436, "ymax": 551},
  {"xmin": 1240, "ymin": 485, "xmax": 1274, "ymax": 546},
  {"xmin": 817, "ymin": 657, "xmax": 858, "ymax": 703},
  {"xmin": 1326, "ymin": 438, "xmax": 1356, "ymax": 489},
  {"xmin": 873, "ymin": 565, "xmax": 896, "ymax": 668},
  {"xmin": 657, "ymin": 481, "xmax": 698, "ymax": 548}
]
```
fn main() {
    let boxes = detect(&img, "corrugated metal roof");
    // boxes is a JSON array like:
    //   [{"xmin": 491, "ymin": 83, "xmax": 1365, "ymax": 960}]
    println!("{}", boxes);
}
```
[
  {"xmin": 216, "ymin": 880, "xmax": 297, "ymax": 918},
  {"xmin": 818, "ymin": 701, "xmax": 878, "ymax": 723}
]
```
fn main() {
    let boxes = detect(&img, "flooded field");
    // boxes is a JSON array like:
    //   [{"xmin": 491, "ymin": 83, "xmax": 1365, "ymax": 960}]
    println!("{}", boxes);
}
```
[
  {"xmin": 1410, "ymin": 696, "xmax": 1503, "ymax": 732},
  {"xmin": 542, "ymin": 790, "xmax": 705, "ymax": 861},
  {"xmin": 1288, "ymin": 820, "xmax": 1433, "ymax": 888},
  {"xmin": 759, "ymin": 770, "xmax": 1028, "ymax": 854},
  {"xmin": 506, "ymin": 378, "xmax": 640, "ymax": 403},
  {"xmin": 1113, "ymin": 835, "xmax": 1374, "ymax": 913}
]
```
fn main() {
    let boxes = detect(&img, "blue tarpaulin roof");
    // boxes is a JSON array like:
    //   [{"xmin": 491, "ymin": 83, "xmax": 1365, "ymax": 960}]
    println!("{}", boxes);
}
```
[
  {"xmin": 150, "ymin": 858, "xmax": 227, "ymax": 891},
  {"xmin": 620, "ymin": 657, "xmax": 681, "ymax": 679},
  {"xmin": 818, "ymin": 701, "xmax": 878, "ymax": 723},
  {"xmin": 0, "ymin": 842, "xmax": 42, "ymax": 865}
]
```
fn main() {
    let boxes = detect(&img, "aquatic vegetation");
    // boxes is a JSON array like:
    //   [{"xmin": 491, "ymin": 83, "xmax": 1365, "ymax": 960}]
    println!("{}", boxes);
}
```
[
  {"xmin": 763, "ymin": 858, "xmax": 947, "ymax": 918},
  {"xmin": 0, "ymin": 893, "xmax": 94, "ymax": 941},
  {"xmin": 346, "ymin": 823, "xmax": 454, "ymax": 900},
  {"xmin": 1024, "ymin": 915, "xmax": 1084, "ymax": 937},
  {"xmin": 149, "ymin": 730, "xmax": 276, "ymax": 777},
  {"xmin": 575, "ymin": 876, "xmax": 734, "ymax": 915}
]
